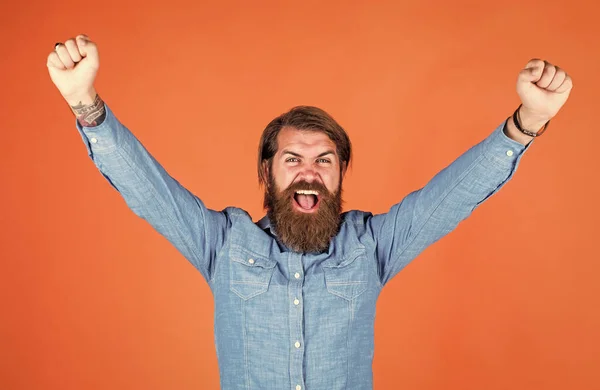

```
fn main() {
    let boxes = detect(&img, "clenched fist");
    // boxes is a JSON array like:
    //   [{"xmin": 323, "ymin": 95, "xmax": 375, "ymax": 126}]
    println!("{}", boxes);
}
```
[
  {"xmin": 47, "ymin": 34, "xmax": 99, "ymax": 104},
  {"xmin": 516, "ymin": 59, "xmax": 573, "ymax": 124}
]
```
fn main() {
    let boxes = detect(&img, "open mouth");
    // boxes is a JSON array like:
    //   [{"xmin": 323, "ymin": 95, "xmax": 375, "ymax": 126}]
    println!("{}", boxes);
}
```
[{"xmin": 292, "ymin": 190, "xmax": 321, "ymax": 213}]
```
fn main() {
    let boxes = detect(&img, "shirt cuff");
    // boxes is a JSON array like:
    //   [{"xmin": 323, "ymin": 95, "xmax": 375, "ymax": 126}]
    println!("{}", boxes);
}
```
[
  {"xmin": 481, "ymin": 120, "xmax": 534, "ymax": 169},
  {"xmin": 75, "ymin": 104, "xmax": 120, "ymax": 158}
]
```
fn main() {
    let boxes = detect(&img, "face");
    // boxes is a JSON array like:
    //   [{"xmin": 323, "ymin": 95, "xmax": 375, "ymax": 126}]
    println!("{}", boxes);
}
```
[{"xmin": 263, "ymin": 127, "xmax": 347, "ymax": 253}]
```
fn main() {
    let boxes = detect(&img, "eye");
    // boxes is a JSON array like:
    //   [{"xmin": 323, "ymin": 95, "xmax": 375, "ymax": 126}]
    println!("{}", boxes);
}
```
[
  {"xmin": 286, "ymin": 157, "xmax": 300, "ymax": 163},
  {"xmin": 316, "ymin": 158, "xmax": 331, "ymax": 164}
]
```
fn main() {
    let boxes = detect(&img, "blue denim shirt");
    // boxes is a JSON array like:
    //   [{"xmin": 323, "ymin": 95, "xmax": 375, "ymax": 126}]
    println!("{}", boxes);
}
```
[{"xmin": 75, "ymin": 105, "xmax": 531, "ymax": 390}]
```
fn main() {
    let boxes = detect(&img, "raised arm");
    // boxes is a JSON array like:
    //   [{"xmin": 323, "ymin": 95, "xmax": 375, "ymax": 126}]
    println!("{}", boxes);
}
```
[
  {"xmin": 369, "ymin": 59, "xmax": 573, "ymax": 286},
  {"xmin": 47, "ymin": 35, "xmax": 228, "ymax": 282}
]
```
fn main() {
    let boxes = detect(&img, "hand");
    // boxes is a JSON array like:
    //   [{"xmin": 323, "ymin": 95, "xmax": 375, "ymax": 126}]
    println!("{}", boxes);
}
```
[
  {"xmin": 47, "ymin": 34, "xmax": 99, "ymax": 103},
  {"xmin": 516, "ymin": 59, "xmax": 573, "ymax": 124}
]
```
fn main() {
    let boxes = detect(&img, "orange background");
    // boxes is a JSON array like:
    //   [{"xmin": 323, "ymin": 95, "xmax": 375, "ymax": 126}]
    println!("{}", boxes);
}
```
[{"xmin": 1, "ymin": 0, "xmax": 599, "ymax": 389}]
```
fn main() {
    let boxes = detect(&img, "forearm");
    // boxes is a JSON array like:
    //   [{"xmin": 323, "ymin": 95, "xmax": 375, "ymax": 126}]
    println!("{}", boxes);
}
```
[
  {"xmin": 409, "ymin": 122, "xmax": 528, "ymax": 240},
  {"xmin": 75, "ymin": 103, "xmax": 227, "ymax": 281},
  {"xmin": 64, "ymin": 88, "xmax": 106, "ymax": 128},
  {"xmin": 372, "ymin": 120, "xmax": 532, "ymax": 284}
]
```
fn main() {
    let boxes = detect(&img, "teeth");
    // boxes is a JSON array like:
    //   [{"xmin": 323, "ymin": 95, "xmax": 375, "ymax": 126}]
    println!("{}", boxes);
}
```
[{"xmin": 295, "ymin": 190, "xmax": 319, "ymax": 195}]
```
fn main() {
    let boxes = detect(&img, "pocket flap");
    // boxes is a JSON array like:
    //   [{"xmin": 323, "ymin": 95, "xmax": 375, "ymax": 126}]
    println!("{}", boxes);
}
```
[
  {"xmin": 230, "ymin": 245, "xmax": 277, "ymax": 269},
  {"xmin": 322, "ymin": 247, "xmax": 366, "ymax": 269}
]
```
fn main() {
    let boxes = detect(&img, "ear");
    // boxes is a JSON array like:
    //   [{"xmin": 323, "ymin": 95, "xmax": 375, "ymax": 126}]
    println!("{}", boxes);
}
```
[
  {"xmin": 341, "ymin": 161, "xmax": 348, "ymax": 178},
  {"xmin": 262, "ymin": 160, "xmax": 270, "ymax": 185}
]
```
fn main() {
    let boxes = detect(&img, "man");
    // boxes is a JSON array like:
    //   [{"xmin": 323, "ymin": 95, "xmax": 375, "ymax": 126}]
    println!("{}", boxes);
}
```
[{"xmin": 47, "ymin": 34, "xmax": 572, "ymax": 390}]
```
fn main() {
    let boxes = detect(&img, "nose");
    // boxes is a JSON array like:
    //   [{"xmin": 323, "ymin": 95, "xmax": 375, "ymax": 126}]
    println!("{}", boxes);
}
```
[{"xmin": 298, "ymin": 166, "xmax": 318, "ymax": 183}]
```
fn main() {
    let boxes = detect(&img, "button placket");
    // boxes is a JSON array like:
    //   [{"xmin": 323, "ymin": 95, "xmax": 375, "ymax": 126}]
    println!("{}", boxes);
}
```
[{"xmin": 288, "ymin": 252, "xmax": 305, "ymax": 390}]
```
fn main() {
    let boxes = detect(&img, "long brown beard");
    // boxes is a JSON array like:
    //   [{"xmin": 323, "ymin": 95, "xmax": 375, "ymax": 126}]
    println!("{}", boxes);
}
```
[{"xmin": 264, "ymin": 174, "xmax": 343, "ymax": 253}]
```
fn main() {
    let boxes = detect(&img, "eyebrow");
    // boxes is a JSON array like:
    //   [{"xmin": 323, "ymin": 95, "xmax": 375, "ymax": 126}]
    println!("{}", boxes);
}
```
[{"xmin": 282, "ymin": 150, "xmax": 336, "ymax": 158}]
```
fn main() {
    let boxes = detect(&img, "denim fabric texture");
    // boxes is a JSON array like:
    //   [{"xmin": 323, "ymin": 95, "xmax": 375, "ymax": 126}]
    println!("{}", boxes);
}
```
[{"xmin": 75, "ymin": 105, "xmax": 531, "ymax": 390}]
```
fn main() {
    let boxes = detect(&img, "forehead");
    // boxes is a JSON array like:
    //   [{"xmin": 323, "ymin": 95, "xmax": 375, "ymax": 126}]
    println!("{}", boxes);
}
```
[{"xmin": 276, "ymin": 127, "xmax": 337, "ymax": 155}]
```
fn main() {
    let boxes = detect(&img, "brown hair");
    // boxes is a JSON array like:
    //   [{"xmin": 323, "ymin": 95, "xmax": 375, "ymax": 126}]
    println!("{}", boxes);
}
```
[{"xmin": 257, "ymin": 105, "xmax": 352, "ymax": 187}]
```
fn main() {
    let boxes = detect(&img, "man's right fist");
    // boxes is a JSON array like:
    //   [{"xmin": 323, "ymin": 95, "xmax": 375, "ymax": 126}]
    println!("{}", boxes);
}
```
[{"xmin": 47, "ymin": 34, "xmax": 99, "ymax": 104}]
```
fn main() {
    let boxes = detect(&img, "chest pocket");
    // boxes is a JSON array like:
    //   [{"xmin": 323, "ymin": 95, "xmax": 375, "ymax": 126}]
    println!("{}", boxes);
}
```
[
  {"xmin": 322, "ymin": 248, "xmax": 369, "ymax": 301},
  {"xmin": 229, "ymin": 245, "xmax": 277, "ymax": 300}
]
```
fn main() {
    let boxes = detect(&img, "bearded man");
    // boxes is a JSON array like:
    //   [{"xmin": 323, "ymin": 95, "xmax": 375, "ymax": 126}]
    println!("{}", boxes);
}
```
[{"xmin": 47, "ymin": 34, "xmax": 573, "ymax": 390}]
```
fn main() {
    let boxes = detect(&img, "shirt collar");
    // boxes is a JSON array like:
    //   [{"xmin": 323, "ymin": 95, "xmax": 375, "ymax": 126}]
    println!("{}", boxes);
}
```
[{"xmin": 257, "ymin": 215, "xmax": 276, "ymax": 236}]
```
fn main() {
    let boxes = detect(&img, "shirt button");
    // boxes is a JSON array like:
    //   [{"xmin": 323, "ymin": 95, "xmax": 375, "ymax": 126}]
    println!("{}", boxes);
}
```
[
  {"xmin": 296, "ymin": 386, "xmax": 302, "ymax": 390},
  {"xmin": 90, "ymin": 137, "xmax": 98, "ymax": 144},
  {"xmin": 294, "ymin": 272, "xmax": 300, "ymax": 279},
  {"xmin": 295, "ymin": 341, "xmax": 301, "ymax": 348},
  {"xmin": 294, "ymin": 298, "xmax": 300, "ymax": 305},
  {"xmin": 248, "ymin": 258, "xmax": 255, "ymax": 264},
  {"xmin": 506, "ymin": 150, "xmax": 514, "ymax": 157}
]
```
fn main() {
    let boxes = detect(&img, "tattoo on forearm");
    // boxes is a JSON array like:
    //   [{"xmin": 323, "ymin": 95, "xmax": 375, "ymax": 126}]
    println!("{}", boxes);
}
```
[{"xmin": 71, "ymin": 94, "xmax": 106, "ymax": 127}]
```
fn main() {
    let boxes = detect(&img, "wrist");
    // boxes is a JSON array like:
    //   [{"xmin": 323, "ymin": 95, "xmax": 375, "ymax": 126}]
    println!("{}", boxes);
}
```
[
  {"xmin": 66, "ymin": 89, "xmax": 106, "ymax": 127},
  {"xmin": 64, "ymin": 87, "xmax": 97, "ymax": 107},
  {"xmin": 505, "ymin": 115, "xmax": 535, "ymax": 145},
  {"xmin": 517, "ymin": 105, "xmax": 551, "ymax": 131},
  {"xmin": 504, "ymin": 105, "xmax": 552, "ymax": 145}
]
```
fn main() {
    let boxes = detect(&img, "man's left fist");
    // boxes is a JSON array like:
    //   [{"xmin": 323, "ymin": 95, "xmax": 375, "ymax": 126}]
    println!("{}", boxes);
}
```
[{"xmin": 517, "ymin": 59, "xmax": 573, "ymax": 122}]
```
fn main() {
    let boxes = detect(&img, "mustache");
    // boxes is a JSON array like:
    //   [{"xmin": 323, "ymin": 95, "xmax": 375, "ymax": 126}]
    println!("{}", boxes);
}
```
[{"xmin": 283, "ymin": 180, "xmax": 332, "ymax": 196}]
